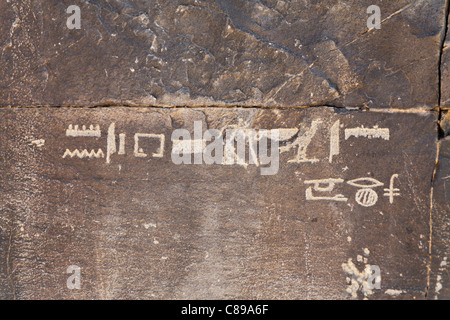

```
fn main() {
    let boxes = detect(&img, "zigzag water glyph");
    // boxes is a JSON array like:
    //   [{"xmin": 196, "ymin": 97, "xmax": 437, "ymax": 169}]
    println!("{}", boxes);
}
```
[{"xmin": 62, "ymin": 149, "xmax": 105, "ymax": 159}]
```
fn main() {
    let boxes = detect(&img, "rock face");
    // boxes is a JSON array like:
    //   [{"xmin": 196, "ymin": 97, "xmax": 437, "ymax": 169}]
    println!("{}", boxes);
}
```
[
  {"xmin": 0, "ymin": 0, "xmax": 448, "ymax": 301},
  {"xmin": 0, "ymin": 107, "xmax": 438, "ymax": 299},
  {"xmin": 441, "ymin": 9, "xmax": 450, "ymax": 108},
  {"xmin": 0, "ymin": 0, "xmax": 446, "ymax": 108},
  {"xmin": 429, "ymin": 138, "xmax": 450, "ymax": 300}
]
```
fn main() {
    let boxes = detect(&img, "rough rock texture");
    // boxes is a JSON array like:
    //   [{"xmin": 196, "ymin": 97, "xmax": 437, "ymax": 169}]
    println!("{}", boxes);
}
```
[
  {"xmin": 429, "ymin": 137, "xmax": 450, "ymax": 300},
  {"xmin": 441, "ymin": 5, "xmax": 450, "ymax": 108},
  {"xmin": 0, "ymin": 0, "xmax": 446, "ymax": 108},
  {"xmin": 441, "ymin": 111, "xmax": 450, "ymax": 137},
  {"xmin": 0, "ymin": 0, "xmax": 448, "ymax": 301},
  {"xmin": 0, "ymin": 107, "xmax": 438, "ymax": 299},
  {"xmin": 435, "ymin": 4, "xmax": 449, "ymax": 301}
]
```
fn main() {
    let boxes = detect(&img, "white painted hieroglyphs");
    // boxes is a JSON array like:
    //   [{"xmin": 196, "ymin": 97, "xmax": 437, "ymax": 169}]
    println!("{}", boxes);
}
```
[
  {"xmin": 303, "ymin": 175, "xmax": 400, "ymax": 207},
  {"xmin": 66, "ymin": 124, "xmax": 101, "ymax": 137},
  {"xmin": 383, "ymin": 174, "xmax": 401, "ymax": 204},
  {"xmin": 63, "ymin": 123, "xmax": 104, "ymax": 160},
  {"xmin": 347, "ymin": 177, "xmax": 385, "ymax": 207},
  {"xmin": 106, "ymin": 123, "xmax": 116, "ymax": 164},
  {"xmin": 62, "ymin": 122, "xmax": 166, "ymax": 162},
  {"xmin": 329, "ymin": 120, "xmax": 340, "ymax": 163},
  {"xmin": 59, "ymin": 119, "xmax": 400, "ymax": 205},
  {"xmin": 170, "ymin": 122, "xmax": 280, "ymax": 175},
  {"xmin": 304, "ymin": 178, "xmax": 348, "ymax": 202},
  {"xmin": 134, "ymin": 133, "xmax": 165, "ymax": 158},
  {"xmin": 62, "ymin": 148, "xmax": 105, "ymax": 159},
  {"xmin": 118, "ymin": 133, "xmax": 126, "ymax": 155},
  {"xmin": 282, "ymin": 120, "xmax": 322, "ymax": 164},
  {"xmin": 61, "ymin": 120, "xmax": 390, "ymax": 167},
  {"xmin": 345, "ymin": 126, "xmax": 390, "ymax": 141}
]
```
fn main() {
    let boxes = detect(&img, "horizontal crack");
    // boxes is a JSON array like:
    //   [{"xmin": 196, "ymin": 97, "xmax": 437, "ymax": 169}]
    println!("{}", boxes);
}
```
[{"xmin": 0, "ymin": 104, "xmax": 438, "ymax": 114}]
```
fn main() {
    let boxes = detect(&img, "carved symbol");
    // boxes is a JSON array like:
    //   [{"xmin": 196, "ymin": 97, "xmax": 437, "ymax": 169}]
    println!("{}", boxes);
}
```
[
  {"xmin": 105, "ymin": 123, "xmax": 126, "ymax": 164},
  {"xmin": 383, "ymin": 174, "xmax": 400, "ymax": 204},
  {"xmin": 347, "ymin": 177, "xmax": 384, "ymax": 207},
  {"xmin": 355, "ymin": 189, "xmax": 379, "ymax": 207},
  {"xmin": 345, "ymin": 126, "xmax": 389, "ymax": 141},
  {"xmin": 279, "ymin": 120, "xmax": 322, "ymax": 164},
  {"xmin": 62, "ymin": 149, "xmax": 104, "ymax": 159},
  {"xmin": 304, "ymin": 178, "xmax": 348, "ymax": 202},
  {"xmin": 134, "ymin": 133, "xmax": 165, "ymax": 158},
  {"xmin": 66, "ymin": 124, "xmax": 101, "ymax": 137},
  {"xmin": 63, "ymin": 122, "xmax": 119, "ymax": 164},
  {"xmin": 106, "ymin": 123, "xmax": 116, "ymax": 164},
  {"xmin": 329, "ymin": 120, "xmax": 340, "ymax": 163},
  {"xmin": 118, "ymin": 133, "xmax": 126, "ymax": 155}
]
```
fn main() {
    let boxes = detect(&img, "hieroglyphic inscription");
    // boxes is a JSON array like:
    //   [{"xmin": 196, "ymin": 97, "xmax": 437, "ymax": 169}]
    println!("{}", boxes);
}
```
[
  {"xmin": 58, "ymin": 117, "xmax": 398, "ymax": 206},
  {"xmin": 0, "ymin": 108, "xmax": 437, "ymax": 300}
]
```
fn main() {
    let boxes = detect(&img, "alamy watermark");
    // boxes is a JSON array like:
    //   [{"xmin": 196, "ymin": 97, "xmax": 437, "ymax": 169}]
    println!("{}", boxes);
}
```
[
  {"xmin": 171, "ymin": 121, "xmax": 280, "ymax": 176},
  {"xmin": 367, "ymin": 5, "xmax": 381, "ymax": 30},
  {"xmin": 66, "ymin": 5, "xmax": 81, "ymax": 30},
  {"xmin": 66, "ymin": 5, "xmax": 381, "ymax": 31},
  {"xmin": 66, "ymin": 265, "xmax": 81, "ymax": 289},
  {"xmin": 342, "ymin": 253, "xmax": 382, "ymax": 298}
]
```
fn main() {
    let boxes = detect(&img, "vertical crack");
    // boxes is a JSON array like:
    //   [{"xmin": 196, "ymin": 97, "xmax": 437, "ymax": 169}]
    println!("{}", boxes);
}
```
[
  {"xmin": 426, "ymin": 0, "xmax": 449, "ymax": 298},
  {"xmin": 438, "ymin": 0, "xmax": 450, "ymax": 139},
  {"xmin": 426, "ymin": 140, "xmax": 441, "ymax": 298}
]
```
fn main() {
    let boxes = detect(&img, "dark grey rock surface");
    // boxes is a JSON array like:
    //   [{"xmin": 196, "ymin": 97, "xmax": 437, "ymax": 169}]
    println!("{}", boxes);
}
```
[
  {"xmin": 429, "ymin": 137, "xmax": 450, "ymax": 300},
  {"xmin": 0, "ymin": 0, "xmax": 448, "ymax": 301},
  {"xmin": 0, "ymin": 0, "xmax": 446, "ymax": 108},
  {"xmin": 0, "ymin": 107, "xmax": 438, "ymax": 299}
]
